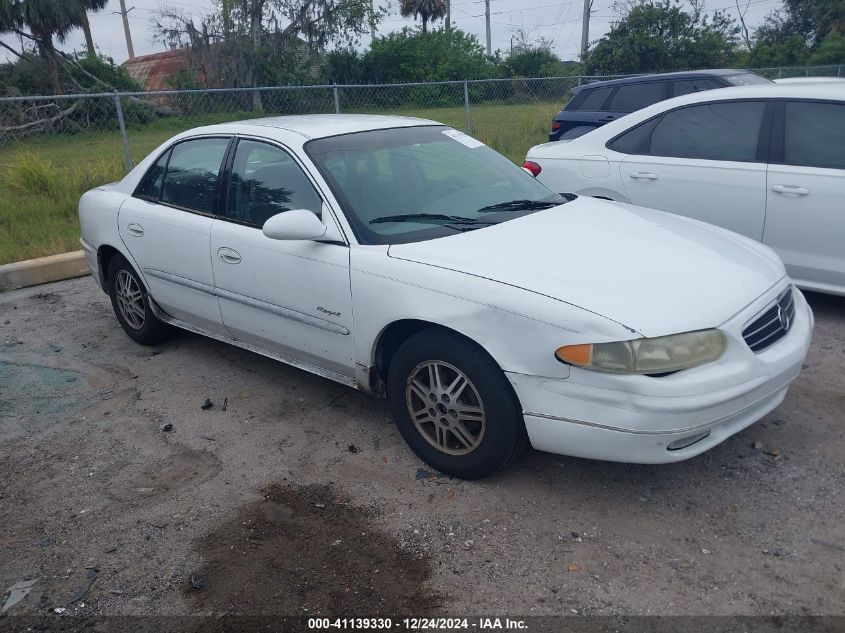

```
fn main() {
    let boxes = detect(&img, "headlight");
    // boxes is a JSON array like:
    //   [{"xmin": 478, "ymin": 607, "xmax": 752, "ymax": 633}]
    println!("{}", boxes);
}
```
[{"xmin": 555, "ymin": 329, "xmax": 725, "ymax": 374}]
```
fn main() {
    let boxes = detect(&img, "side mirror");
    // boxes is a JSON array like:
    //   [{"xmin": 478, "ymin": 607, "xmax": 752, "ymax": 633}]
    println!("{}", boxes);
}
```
[{"xmin": 262, "ymin": 209, "xmax": 327, "ymax": 241}]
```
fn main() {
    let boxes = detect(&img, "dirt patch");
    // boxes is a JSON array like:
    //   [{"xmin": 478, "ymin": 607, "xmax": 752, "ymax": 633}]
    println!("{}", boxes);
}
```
[
  {"xmin": 106, "ymin": 449, "xmax": 222, "ymax": 503},
  {"xmin": 187, "ymin": 483, "xmax": 440, "ymax": 617}
]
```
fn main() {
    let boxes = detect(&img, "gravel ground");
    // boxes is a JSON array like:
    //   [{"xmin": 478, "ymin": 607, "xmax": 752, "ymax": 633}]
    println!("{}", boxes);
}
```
[{"xmin": 1, "ymin": 277, "xmax": 844, "ymax": 621}]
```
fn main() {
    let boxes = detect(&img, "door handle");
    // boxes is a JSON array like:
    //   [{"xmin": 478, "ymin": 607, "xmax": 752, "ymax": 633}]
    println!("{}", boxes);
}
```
[
  {"xmin": 629, "ymin": 171, "xmax": 658, "ymax": 181},
  {"xmin": 126, "ymin": 222, "xmax": 144, "ymax": 237},
  {"xmin": 771, "ymin": 184, "xmax": 810, "ymax": 196},
  {"xmin": 598, "ymin": 116, "xmax": 616, "ymax": 122},
  {"xmin": 217, "ymin": 247, "xmax": 241, "ymax": 264}
]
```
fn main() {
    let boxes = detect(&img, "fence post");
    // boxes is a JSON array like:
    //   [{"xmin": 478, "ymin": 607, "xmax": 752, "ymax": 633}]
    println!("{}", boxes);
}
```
[
  {"xmin": 333, "ymin": 85, "xmax": 340, "ymax": 114},
  {"xmin": 113, "ymin": 92, "xmax": 133, "ymax": 171},
  {"xmin": 778, "ymin": 68, "xmax": 783, "ymax": 78},
  {"xmin": 463, "ymin": 80, "xmax": 472, "ymax": 134},
  {"xmin": 838, "ymin": 65, "xmax": 842, "ymax": 77}
]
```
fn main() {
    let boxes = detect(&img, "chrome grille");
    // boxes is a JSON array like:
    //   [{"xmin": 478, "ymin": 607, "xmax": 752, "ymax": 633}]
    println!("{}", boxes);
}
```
[{"xmin": 742, "ymin": 287, "xmax": 795, "ymax": 353}]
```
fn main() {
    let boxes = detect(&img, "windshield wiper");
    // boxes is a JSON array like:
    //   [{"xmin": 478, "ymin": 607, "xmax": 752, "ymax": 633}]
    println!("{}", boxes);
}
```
[
  {"xmin": 369, "ymin": 213, "xmax": 498, "ymax": 228},
  {"xmin": 476, "ymin": 199, "xmax": 560, "ymax": 213}
]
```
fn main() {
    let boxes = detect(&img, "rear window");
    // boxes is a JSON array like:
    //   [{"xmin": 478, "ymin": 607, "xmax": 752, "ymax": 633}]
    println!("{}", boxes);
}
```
[
  {"xmin": 672, "ymin": 78, "xmax": 722, "ymax": 97},
  {"xmin": 606, "ymin": 82, "xmax": 665, "ymax": 112},
  {"xmin": 723, "ymin": 72, "xmax": 771, "ymax": 86},
  {"xmin": 575, "ymin": 86, "xmax": 613, "ymax": 111}
]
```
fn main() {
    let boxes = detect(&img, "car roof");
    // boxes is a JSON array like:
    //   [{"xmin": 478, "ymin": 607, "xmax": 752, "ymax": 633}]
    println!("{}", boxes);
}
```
[
  {"xmin": 575, "ymin": 69, "xmax": 760, "ymax": 91},
  {"xmin": 183, "ymin": 114, "xmax": 441, "ymax": 140}
]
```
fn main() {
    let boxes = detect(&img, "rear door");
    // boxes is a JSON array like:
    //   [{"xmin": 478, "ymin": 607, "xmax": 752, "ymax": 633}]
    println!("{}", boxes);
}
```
[
  {"xmin": 118, "ymin": 136, "xmax": 231, "ymax": 334},
  {"xmin": 600, "ymin": 81, "xmax": 667, "ymax": 124},
  {"xmin": 618, "ymin": 100, "xmax": 769, "ymax": 239},
  {"xmin": 763, "ymin": 99, "xmax": 845, "ymax": 290}
]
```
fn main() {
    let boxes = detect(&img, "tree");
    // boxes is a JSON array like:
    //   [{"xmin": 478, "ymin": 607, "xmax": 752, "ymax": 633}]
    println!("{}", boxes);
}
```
[
  {"xmin": 363, "ymin": 28, "xmax": 492, "ymax": 83},
  {"xmin": 503, "ymin": 31, "xmax": 570, "ymax": 77},
  {"xmin": 155, "ymin": 0, "xmax": 379, "ymax": 100},
  {"xmin": 79, "ymin": 0, "xmax": 109, "ymax": 56},
  {"xmin": 0, "ymin": 0, "xmax": 108, "ymax": 92},
  {"xmin": 399, "ymin": 0, "xmax": 447, "ymax": 34},
  {"xmin": 586, "ymin": 0, "xmax": 740, "ymax": 74}
]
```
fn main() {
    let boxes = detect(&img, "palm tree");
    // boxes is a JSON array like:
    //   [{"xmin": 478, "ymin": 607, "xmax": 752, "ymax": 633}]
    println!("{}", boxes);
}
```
[
  {"xmin": 79, "ymin": 0, "xmax": 109, "ymax": 56},
  {"xmin": 0, "ymin": 0, "xmax": 108, "ymax": 91},
  {"xmin": 399, "ymin": 0, "xmax": 448, "ymax": 34}
]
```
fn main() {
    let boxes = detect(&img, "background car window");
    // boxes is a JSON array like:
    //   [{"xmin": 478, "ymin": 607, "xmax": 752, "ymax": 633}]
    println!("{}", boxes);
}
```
[
  {"xmin": 606, "ymin": 117, "xmax": 660, "ymax": 154},
  {"xmin": 671, "ymin": 78, "xmax": 721, "ymax": 97},
  {"xmin": 648, "ymin": 101, "xmax": 766, "ymax": 162},
  {"xmin": 576, "ymin": 86, "xmax": 613, "ymax": 111},
  {"xmin": 160, "ymin": 138, "xmax": 229, "ymax": 214},
  {"xmin": 135, "ymin": 150, "xmax": 170, "ymax": 200},
  {"xmin": 784, "ymin": 101, "xmax": 845, "ymax": 170},
  {"xmin": 607, "ymin": 82, "xmax": 665, "ymax": 112},
  {"xmin": 227, "ymin": 139, "xmax": 322, "ymax": 227}
]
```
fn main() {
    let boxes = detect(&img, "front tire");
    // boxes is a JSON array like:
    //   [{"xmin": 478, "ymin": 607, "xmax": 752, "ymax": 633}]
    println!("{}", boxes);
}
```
[
  {"xmin": 107, "ymin": 254, "xmax": 170, "ymax": 345},
  {"xmin": 387, "ymin": 328, "xmax": 527, "ymax": 479}
]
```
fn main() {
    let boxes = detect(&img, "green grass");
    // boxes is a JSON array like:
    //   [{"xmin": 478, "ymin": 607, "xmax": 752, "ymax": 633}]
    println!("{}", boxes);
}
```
[{"xmin": 0, "ymin": 101, "xmax": 559, "ymax": 265}]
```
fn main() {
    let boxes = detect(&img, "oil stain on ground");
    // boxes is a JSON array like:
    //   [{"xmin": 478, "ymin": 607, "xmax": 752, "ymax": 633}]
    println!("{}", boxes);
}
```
[{"xmin": 188, "ymin": 483, "xmax": 440, "ymax": 617}]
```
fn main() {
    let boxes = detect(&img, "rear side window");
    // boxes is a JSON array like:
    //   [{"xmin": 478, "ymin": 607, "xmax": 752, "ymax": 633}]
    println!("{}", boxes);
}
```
[
  {"xmin": 135, "ymin": 151, "xmax": 169, "ymax": 200},
  {"xmin": 607, "ymin": 82, "xmax": 665, "ymax": 112},
  {"xmin": 576, "ymin": 86, "xmax": 613, "ymax": 111},
  {"xmin": 606, "ymin": 118, "xmax": 660, "ymax": 154},
  {"xmin": 160, "ymin": 138, "xmax": 230, "ymax": 214},
  {"xmin": 672, "ymin": 78, "xmax": 722, "ymax": 97},
  {"xmin": 648, "ymin": 101, "xmax": 766, "ymax": 162},
  {"xmin": 784, "ymin": 101, "xmax": 845, "ymax": 170}
]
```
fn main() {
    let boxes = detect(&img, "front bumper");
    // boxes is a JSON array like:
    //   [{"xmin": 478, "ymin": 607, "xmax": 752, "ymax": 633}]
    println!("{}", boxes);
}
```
[{"xmin": 508, "ymin": 283, "xmax": 814, "ymax": 463}]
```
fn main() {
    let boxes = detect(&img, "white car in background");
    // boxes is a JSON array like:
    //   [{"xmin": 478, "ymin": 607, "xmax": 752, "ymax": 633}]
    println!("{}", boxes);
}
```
[
  {"xmin": 774, "ymin": 77, "xmax": 845, "ymax": 84},
  {"xmin": 79, "ymin": 115, "xmax": 812, "ymax": 478},
  {"xmin": 525, "ymin": 83, "xmax": 845, "ymax": 296}
]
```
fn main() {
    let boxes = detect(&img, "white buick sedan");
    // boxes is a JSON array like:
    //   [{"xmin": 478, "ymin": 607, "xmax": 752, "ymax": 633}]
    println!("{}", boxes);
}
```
[
  {"xmin": 525, "ymin": 83, "xmax": 845, "ymax": 296},
  {"xmin": 80, "ymin": 115, "xmax": 813, "ymax": 478}
]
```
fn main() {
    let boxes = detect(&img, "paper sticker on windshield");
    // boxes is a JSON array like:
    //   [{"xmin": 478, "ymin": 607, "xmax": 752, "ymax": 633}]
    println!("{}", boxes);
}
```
[{"xmin": 442, "ymin": 129, "xmax": 485, "ymax": 149}]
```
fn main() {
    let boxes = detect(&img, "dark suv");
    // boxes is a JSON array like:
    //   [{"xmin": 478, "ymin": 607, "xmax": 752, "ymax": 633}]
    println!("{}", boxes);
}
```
[{"xmin": 548, "ymin": 69, "xmax": 771, "ymax": 141}]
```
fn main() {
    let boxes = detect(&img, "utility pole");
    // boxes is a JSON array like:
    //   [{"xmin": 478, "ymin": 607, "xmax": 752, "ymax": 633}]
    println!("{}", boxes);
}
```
[
  {"xmin": 116, "ymin": 0, "xmax": 135, "ymax": 59},
  {"xmin": 579, "ymin": 0, "xmax": 590, "ymax": 62},
  {"xmin": 484, "ymin": 0, "xmax": 491, "ymax": 56},
  {"xmin": 446, "ymin": 0, "xmax": 451, "ymax": 30},
  {"xmin": 370, "ymin": 0, "xmax": 376, "ymax": 40}
]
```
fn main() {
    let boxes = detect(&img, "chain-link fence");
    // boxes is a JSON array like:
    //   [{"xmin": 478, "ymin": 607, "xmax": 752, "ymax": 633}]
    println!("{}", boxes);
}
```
[{"xmin": 1, "ymin": 65, "xmax": 841, "ymax": 170}]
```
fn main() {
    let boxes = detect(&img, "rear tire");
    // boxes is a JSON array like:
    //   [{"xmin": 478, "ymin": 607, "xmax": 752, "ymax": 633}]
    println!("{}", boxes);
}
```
[
  {"xmin": 107, "ymin": 254, "xmax": 170, "ymax": 345},
  {"xmin": 387, "ymin": 328, "xmax": 527, "ymax": 479}
]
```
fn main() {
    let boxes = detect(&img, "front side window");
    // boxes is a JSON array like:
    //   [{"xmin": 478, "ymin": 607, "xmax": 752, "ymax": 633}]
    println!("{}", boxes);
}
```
[
  {"xmin": 607, "ymin": 82, "xmax": 665, "ymax": 112},
  {"xmin": 648, "ymin": 101, "xmax": 766, "ymax": 162},
  {"xmin": 226, "ymin": 140, "xmax": 322, "ymax": 227},
  {"xmin": 160, "ymin": 137, "xmax": 230, "ymax": 214},
  {"xmin": 784, "ymin": 101, "xmax": 845, "ymax": 170},
  {"xmin": 306, "ymin": 126, "xmax": 566, "ymax": 245}
]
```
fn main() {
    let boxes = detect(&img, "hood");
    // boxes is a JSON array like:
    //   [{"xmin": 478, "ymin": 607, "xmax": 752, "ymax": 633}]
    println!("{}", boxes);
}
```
[{"xmin": 387, "ymin": 197, "xmax": 785, "ymax": 337}]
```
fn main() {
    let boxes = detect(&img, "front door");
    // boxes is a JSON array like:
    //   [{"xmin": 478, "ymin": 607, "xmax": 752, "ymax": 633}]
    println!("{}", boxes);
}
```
[
  {"xmin": 210, "ymin": 137, "xmax": 355, "ymax": 379},
  {"xmin": 118, "ymin": 136, "xmax": 231, "ymax": 335}
]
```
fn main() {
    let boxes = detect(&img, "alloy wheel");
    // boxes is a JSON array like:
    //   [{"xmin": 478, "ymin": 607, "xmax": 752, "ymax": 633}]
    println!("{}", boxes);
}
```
[
  {"xmin": 405, "ymin": 360, "xmax": 486, "ymax": 455},
  {"xmin": 115, "ymin": 269, "xmax": 145, "ymax": 330}
]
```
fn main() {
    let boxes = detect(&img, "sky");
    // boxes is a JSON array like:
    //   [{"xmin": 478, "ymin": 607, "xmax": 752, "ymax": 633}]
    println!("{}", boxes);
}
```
[{"xmin": 1, "ymin": 0, "xmax": 781, "ymax": 65}]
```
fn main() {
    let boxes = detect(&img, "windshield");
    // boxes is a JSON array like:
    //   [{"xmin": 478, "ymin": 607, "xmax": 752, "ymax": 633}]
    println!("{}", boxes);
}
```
[
  {"xmin": 724, "ymin": 72, "xmax": 772, "ymax": 86},
  {"xmin": 305, "ymin": 125, "xmax": 567, "ymax": 245}
]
